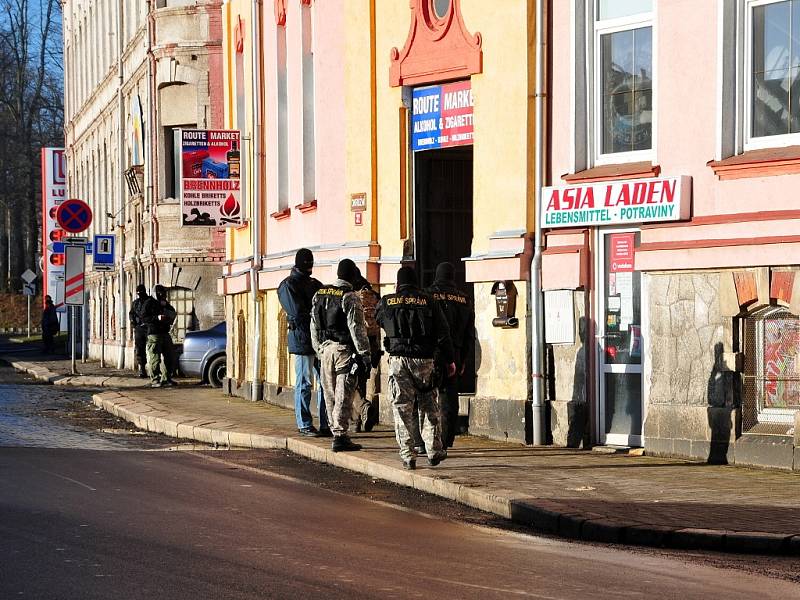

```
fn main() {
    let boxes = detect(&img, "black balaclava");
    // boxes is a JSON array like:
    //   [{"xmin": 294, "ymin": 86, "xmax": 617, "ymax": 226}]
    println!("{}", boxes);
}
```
[
  {"xmin": 154, "ymin": 284, "xmax": 167, "ymax": 300},
  {"xmin": 136, "ymin": 284, "xmax": 147, "ymax": 298},
  {"xmin": 337, "ymin": 259, "xmax": 358, "ymax": 285},
  {"xmin": 433, "ymin": 262, "xmax": 456, "ymax": 285},
  {"xmin": 396, "ymin": 266, "xmax": 418, "ymax": 288},
  {"xmin": 295, "ymin": 248, "xmax": 314, "ymax": 273}
]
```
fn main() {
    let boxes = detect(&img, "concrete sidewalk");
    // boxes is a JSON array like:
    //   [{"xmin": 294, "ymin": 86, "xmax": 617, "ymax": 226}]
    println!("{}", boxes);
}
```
[{"xmin": 4, "ymin": 352, "xmax": 800, "ymax": 555}]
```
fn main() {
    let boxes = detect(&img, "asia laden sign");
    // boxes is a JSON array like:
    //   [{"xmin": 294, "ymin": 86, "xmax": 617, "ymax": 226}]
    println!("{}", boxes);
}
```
[
  {"xmin": 411, "ymin": 80, "xmax": 474, "ymax": 152},
  {"xmin": 180, "ymin": 129, "xmax": 242, "ymax": 227},
  {"xmin": 541, "ymin": 176, "xmax": 692, "ymax": 228},
  {"xmin": 41, "ymin": 148, "xmax": 67, "ymax": 315}
]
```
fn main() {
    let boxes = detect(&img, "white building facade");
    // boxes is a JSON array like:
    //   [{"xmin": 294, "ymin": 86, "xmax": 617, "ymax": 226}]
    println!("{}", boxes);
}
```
[{"xmin": 63, "ymin": 0, "xmax": 226, "ymax": 367}]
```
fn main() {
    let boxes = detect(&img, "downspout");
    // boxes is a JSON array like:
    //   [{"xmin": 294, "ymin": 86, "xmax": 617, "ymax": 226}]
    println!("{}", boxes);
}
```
[
  {"xmin": 116, "ymin": 0, "xmax": 127, "ymax": 369},
  {"xmin": 250, "ymin": 0, "xmax": 264, "ymax": 402},
  {"xmin": 529, "ymin": 0, "xmax": 547, "ymax": 445},
  {"xmin": 369, "ymin": 0, "xmax": 378, "ymax": 246}
]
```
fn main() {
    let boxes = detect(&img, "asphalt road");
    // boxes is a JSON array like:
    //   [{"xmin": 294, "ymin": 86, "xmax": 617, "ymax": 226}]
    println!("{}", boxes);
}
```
[{"xmin": 0, "ymin": 360, "xmax": 799, "ymax": 599}]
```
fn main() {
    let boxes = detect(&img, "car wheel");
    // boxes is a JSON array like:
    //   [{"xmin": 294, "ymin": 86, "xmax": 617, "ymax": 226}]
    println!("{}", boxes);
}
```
[{"xmin": 207, "ymin": 355, "xmax": 226, "ymax": 388}]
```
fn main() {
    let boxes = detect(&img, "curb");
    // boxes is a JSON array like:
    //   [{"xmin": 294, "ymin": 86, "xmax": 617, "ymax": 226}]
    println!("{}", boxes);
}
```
[
  {"xmin": 1, "ymin": 356, "xmax": 148, "ymax": 388},
  {"xmin": 91, "ymin": 390, "xmax": 800, "ymax": 556}
]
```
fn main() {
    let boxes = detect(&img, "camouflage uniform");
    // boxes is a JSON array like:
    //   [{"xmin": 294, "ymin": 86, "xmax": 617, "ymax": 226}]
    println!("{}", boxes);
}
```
[
  {"xmin": 351, "ymin": 278, "xmax": 381, "ymax": 430},
  {"xmin": 310, "ymin": 278, "xmax": 371, "ymax": 438},
  {"xmin": 387, "ymin": 356, "xmax": 442, "ymax": 461},
  {"xmin": 376, "ymin": 278, "xmax": 454, "ymax": 464}
]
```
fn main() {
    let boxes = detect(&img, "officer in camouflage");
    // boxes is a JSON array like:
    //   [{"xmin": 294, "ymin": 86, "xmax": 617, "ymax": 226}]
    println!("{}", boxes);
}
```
[
  {"xmin": 427, "ymin": 262, "xmax": 475, "ymax": 448},
  {"xmin": 310, "ymin": 259, "xmax": 372, "ymax": 452},
  {"xmin": 376, "ymin": 266, "xmax": 455, "ymax": 470}
]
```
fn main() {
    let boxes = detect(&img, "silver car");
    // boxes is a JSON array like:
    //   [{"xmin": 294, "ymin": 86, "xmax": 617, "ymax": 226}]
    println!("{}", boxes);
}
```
[{"xmin": 178, "ymin": 322, "xmax": 227, "ymax": 387}]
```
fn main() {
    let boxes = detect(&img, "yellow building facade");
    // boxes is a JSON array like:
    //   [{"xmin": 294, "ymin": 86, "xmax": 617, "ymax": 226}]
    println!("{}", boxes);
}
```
[{"xmin": 221, "ymin": 0, "xmax": 541, "ymax": 444}]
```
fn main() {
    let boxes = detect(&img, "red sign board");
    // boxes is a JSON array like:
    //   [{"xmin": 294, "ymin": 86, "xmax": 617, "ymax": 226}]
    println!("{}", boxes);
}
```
[{"xmin": 609, "ymin": 233, "xmax": 635, "ymax": 273}]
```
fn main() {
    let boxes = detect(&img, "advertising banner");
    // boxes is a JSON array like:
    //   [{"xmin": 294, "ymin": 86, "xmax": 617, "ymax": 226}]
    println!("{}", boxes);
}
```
[
  {"xmin": 411, "ymin": 80, "xmax": 474, "ymax": 152},
  {"xmin": 180, "ymin": 129, "xmax": 242, "ymax": 227},
  {"xmin": 541, "ymin": 176, "xmax": 692, "ymax": 228},
  {"xmin": 609, "ymin": 233, "xmax": 635, "ymax": 273},
  {"xmin": 41, "ymin": 147, "xmax": 67, "ymax": 317}
]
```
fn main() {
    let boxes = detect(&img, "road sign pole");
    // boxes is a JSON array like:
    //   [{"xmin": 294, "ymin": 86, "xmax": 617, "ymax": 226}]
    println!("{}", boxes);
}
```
[
  {"xmin": 27, "ymin": 295, "xmax": 31, "ymax": 339},
  {"xmin": 81, "ymin": 305, "xmax": 87, "ymax": 363},
  {"xmin": 70, "ymin": 306, "xmax": 77, "ymax": 375},
  {"xmin": 100, "ymin": 277, "xmax": 106, "ymax": 368}
]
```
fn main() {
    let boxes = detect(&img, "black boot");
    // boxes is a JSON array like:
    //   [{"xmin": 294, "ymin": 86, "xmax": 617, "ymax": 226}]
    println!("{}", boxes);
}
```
[{"xmin": 332, "ymin": 436, "xmax": 361, "ymax": 452}]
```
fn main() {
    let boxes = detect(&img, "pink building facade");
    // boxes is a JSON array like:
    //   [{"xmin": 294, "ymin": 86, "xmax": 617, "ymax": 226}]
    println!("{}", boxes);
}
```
[{"xmin": 544, "ymin": 0, "xmax": 800, "ymax": 469}]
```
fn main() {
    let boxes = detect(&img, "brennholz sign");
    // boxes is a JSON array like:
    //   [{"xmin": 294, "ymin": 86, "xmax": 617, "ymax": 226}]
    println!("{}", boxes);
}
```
[{"xmin": 540, "ymin": 176, "xmax": 692, "ymax": 228}]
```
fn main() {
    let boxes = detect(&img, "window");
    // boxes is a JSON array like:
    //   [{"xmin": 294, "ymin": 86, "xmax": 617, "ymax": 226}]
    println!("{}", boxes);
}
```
[
  {"xmin": 277, "ymin": 25, "xmax": 289, "ymax": 211},
  {"xmin": 168, "ymin": 287, "xmax": 197, "ymax": 343},
  {"xmin": 747, "ymin": 0, "xmax": 800, "ymax": 146},
  {"xmin": 301, "ymin": 2, "xmax": 316, "ymax": 204},
  {"xmin": 163, "ymin": 124, "xmax": 195, "ymax": 200},
  {"xmin": 594, "ymin": 0, "xmax": 654, "ymax": 163},
  {"xmin": 743, "ymin": 307, "xmax": 800, "ymax": 433}
]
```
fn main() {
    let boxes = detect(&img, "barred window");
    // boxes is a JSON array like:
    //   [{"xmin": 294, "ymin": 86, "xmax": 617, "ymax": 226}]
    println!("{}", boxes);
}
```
[{"xmin": 168, "ymin": 287, "xmax": 197, "ymax": 343}]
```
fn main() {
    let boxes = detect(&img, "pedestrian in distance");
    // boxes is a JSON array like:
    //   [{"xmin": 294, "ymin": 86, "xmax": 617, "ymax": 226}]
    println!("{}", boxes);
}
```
[
  {"xmin": 41, "ymin": 295, "xmax": 60, "ymax": 354},
  {"xmin": 310, "ymin": 259, "xmax": 371, "ymax": 452},
  {"xmin": 350, "ymin": 264, "xmax": 382, "ymax": 433},
  {"xmin": 129, "ymin": 284, "xmax": 151, "ymax": 378},
  {"xmin": 427, "ymin": 262, "xmax": 474, "ymax": 448},
  {"xmin": 277, "ymin": 248, "xmax": 331, "ymax": 437},
  {"xmin": 142, "ymin": 284, "xmax": 177, "ymax": 388},
  {"xmin": 376, "ymin": 266, "xmax": 455, "ymax": 470}
]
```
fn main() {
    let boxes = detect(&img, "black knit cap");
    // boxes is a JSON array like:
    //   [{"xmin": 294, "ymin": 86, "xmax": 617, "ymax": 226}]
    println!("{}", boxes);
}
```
[
  {"xmin": 154, "ymin": 284, "xmax": 166, "ymax": 298},
  {"xmin": 295, "ymin": 248, "xmax": 314, "ymax": 271},
  {"xmin": 136, "ymin": 284, "xmax": 147, "ymax": 295},
  {"xmin": 396, "ymin": 266, "xmax": 418, "ymax": 287},
  {"xmin": 337, "ymin": 259, "xmax": 358, "ymax": 284},
  {"xmin": 434, "ymin": 262, "xmax": 455, "ymax": 283}
]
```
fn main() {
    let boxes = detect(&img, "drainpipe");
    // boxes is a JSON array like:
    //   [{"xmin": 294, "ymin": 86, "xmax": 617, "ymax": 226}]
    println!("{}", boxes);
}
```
[
  {"xmin": 116, "ymin": 0, "xmax": 127, "ymax": 369},
  {"xmin": 529, "ymin": 0, "xmax": 547, "ymax": 445},
  {"xmin": 250, "ymin": 0, "xmax": 264, "ymax": 402}
]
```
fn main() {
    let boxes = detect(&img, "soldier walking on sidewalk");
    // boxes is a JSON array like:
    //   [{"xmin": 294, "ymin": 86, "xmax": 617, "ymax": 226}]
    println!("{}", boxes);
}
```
[
  {"xmin": 427, "ymin": 262, "xmax": 474, "ymax": 448},
  {"xmin": 310, "ymin": 259, "xmax": 372, "ymax": 452},
  {"xmin": 377, "ymin": 266, "xmax": 455, "ymax": 470},
  {"xmin": 129, "ymin": 284, "xmax": 151, "ymax": 378}
]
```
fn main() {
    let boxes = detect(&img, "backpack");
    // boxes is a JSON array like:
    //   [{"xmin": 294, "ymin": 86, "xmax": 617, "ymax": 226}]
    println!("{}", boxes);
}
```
[{"xmin": 358, "ymin": 287, "xmax": 380, "ymax": 337}]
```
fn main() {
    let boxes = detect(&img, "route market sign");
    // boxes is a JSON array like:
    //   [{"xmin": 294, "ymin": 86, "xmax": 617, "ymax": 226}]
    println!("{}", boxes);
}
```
[{"xmin": 541, "ymin": 176, "xmax": 692, "ymax": 228}]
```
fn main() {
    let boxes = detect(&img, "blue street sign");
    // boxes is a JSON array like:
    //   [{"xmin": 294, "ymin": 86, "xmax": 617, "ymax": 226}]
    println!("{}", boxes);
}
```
[
  {"xmin": 93, "ymin": 234, "xmax": 116, "ymax": 272},
  {"xmin": 56, "ymin": 198, "xmax": 93, "ymax": 233},
  {"xmin": 53, "ymin": 241, "xmax": 92, "ymax": 255}
]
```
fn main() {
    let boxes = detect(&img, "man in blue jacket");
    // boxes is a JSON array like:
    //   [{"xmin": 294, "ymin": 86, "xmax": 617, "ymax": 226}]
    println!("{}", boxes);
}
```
[{"xmin": 278, "ymin": 248, "xmax": 330, "ymax": 437}]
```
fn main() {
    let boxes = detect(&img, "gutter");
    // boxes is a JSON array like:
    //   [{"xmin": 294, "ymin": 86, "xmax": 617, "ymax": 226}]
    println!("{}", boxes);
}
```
[
  {"xmin": 250, "ymin": 0, "xmax": 264, "ymax": 402},
  {"xmin": 529, "ymin": 0, "xmax": 547, "ymax": 445}
]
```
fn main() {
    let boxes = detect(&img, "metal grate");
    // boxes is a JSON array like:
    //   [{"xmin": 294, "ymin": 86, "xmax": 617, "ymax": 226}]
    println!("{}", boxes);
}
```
[
  {"xmin": 167, "ymin": 287, "xmax": 195, "ymax": 343},
  {"xmin": 742, "ymin": 308, "xmax": 800, "ymax": 435}
]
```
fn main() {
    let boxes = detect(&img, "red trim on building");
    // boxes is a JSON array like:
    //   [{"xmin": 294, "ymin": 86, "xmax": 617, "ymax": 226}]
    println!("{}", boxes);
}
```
[
  {"xmin": 389, "ymin": 0, "xmax": 482, "ymax": 87},
  {"xmin": 641, "ymin": 209, "xmax": 800, "ymax": 229},
  {"xmin": 638, "ymin": 235, "xmax": 800, "ymax": 252},
  {"xmin": 294, "ymin": 199, "xmax": 318, "ymax": 213},
  {"xmin": 562, "ymin": 162, "xmax": 660, "ymax": 184},
  {"xmin": 270, "ymin": 208, "xmax": 291, "ymax": 220},
  {"xmin": 707, "ymin": 146, "xmax": 800, "ymax": 180}
]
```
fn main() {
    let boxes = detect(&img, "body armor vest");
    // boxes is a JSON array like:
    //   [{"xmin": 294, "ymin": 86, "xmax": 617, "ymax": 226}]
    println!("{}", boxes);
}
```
[
  {"xmin": 381, "ymin": 290, "xmax": 436, "ymax": 358},
  {"xmin": 313, "ymin": 286, "xmax": 351, "ymax": 344},
  {"xmin": 429, "ymin": 285, "xmax": 470, "ymax": 349}
]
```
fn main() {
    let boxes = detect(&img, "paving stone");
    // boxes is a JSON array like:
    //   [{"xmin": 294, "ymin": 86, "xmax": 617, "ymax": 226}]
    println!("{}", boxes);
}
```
[{"xmin": 724, "ymin": 532, "xmax": 791, "ymax": 554}]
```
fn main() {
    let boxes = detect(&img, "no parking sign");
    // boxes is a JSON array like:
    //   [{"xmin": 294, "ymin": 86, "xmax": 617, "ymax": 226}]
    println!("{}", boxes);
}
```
[{"xmin": 56, "ymin": 199, "xmax": 92, "ymax": 234}]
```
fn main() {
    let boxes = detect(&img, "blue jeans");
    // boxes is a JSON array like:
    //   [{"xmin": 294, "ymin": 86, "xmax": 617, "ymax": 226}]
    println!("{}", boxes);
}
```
[{"xmin": 294, "ymin": 354, "xmax": 328, "ymax": 430}]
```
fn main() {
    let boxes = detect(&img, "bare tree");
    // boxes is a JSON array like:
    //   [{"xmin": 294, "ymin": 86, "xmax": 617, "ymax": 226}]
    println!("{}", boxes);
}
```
[{"xmin": 0, "ymin": 0, "xmax": 62, "ymax": 291}]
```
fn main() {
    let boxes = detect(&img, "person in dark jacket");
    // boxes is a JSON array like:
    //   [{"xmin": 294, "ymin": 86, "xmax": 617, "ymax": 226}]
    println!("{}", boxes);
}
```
[
  {"xmin": 142, "ymin": 284, "xmax": 177, "ymax": 388},
  {"xmin": 350, "ymin": 265, "xmax": 381, "ymax": 432},
  {"xmin": 427, "ymin": 262, "xmax": 475, "ymax": 448},
  {"xmin": 129, "ymin": 284, "xmax": 151, "ymax": 378},
  {"xmin": 376, "ymin": 266, "xmax": 455, "ymax": 470},
  {"xmin": 41, "ymin": 295, "xmax": 60, "ymax": 354},
  {"xmin": 277, "ymin": 248, "xmax": 330, "ymax": 437}
]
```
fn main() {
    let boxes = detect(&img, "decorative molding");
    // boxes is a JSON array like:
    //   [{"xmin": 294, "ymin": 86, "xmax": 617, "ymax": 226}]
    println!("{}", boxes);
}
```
[
  {"xmin": 707, "ymin": 146, "xmax": 800, "ymax": 180},
  {"xmin": 275, "ymin": 0, "xmax": 286, "ymax": 26},
  {"xmin": 294, "ymin": 199, "xmax": 318, "ymax": 213},
  {"xmin": 390, "ymin": 0, "xmax": 482, "ymax": 87},
  {"xmin": 562, "ymin": 162, "xmax": 660, "ymax": 183},
  {"xmin": 270, "ymin": 207, "xmax": 291, "ymax": 220},
  {"xmin": 300, "ymin": 0, "xmax": 313, "ymax": 5}
]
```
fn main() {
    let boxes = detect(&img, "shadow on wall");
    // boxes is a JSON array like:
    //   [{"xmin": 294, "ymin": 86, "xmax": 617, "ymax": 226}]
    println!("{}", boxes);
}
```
[
  {"xmin": 568, "ymin": 316, "xmax": 588, "ymax": 448},
  {"xmin": 706, "ymin": 341, "xmax": 741, "ymax": 465}
]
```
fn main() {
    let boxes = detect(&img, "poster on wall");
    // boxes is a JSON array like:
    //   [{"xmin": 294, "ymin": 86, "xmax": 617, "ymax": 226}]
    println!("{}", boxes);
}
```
[
  {"xmin": 180, "ymin": 129, "xmax": 243, "ymax": 227},
  {"xmin": 41, "ymin": 147, "xmax": 67, "ymax": 325},
  {"xmin": 411, "ymin": 80, "xmax": 474, "ymax": 152}
]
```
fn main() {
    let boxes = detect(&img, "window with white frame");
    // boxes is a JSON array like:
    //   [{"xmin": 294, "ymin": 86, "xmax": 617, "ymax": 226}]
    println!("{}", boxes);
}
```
[
  {"xmin": 594, "ymin": 0, "xmax": 654, "ymax": 163},
  {"xmin": 746, "ymin": 0, "xmax": 800, "ymax": 147}
]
